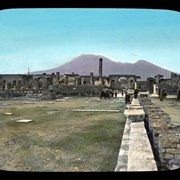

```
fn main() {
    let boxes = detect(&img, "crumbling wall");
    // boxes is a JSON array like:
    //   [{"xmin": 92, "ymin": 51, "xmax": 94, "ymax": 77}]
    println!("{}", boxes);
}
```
[{"xmin": 140, "ymin": 97, "xmax": 180, "ymax": 170}]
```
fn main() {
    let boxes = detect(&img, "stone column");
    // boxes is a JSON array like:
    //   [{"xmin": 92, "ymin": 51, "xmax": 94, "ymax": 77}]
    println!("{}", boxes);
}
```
[
  {"xmin": 134, "ymin": 81, "xmax": 137, "ymax": 90},
  {"xmin": 150, "ymin": 84, "xmax": 158, "ymax": 97},
  {"xmin": 81, "ymin": 78, "xmax": 84, "ymax": 85},
  {"xmin": 99, "ymin": 58, "xmax": 103, "ymax": 79},
  {"xmin": 5, "ymin": 81, "xmax": 8, "ymax": 90},
  {"xmin": 153, "ymin": 84, "xmax": 157, "ymax": 94},
  {"xmin": 90, "ymin": 72, "xmax": 94, "ymax": 85},
  {"xmin": 99, "ymin": 58, "xmax": 103, "ymax": 85}
]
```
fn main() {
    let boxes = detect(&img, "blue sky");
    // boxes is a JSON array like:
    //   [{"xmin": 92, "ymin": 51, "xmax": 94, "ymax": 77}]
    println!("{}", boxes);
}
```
[{"xmin": 0, "ymin": 8, "xmax": 180, "ymax": 74}]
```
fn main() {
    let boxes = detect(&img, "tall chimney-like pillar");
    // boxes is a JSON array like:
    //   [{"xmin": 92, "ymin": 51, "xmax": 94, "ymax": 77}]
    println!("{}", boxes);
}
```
[
  {"xmin": 90, "ymin": 72, "xmax": 94, "ymax": 85},
  {"xmin": 99, "ymin": 58, "xmax": 103, "ymax": 83}
]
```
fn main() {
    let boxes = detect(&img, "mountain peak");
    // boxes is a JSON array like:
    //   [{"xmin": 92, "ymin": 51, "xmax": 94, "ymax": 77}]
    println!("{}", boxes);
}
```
[
  {"xmin": 135, "ymin": 59, "xmax": 150, "ymax": 64},
  {"xmin": 34, "ymin": 54, "xmax": 172, "ymax": 80}
]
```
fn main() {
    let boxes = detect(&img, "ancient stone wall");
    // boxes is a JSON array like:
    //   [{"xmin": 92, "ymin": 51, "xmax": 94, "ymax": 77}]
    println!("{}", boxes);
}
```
[
  {"xmin": 140, "ymin": 97, "xmax": 180, "ymax": 170},
  {"xmin": 137, "ymin": 81, "xmax": 148, "ymax": 92},
  {"xmin": 115, "ymin": 98, "xmax": 157, "ymax": 171}
]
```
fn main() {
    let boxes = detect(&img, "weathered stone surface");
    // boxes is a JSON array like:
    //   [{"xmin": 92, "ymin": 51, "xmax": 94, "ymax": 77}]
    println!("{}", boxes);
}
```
[
  {"xmin": 127, "ymin": 122, "xmax": 157, "ymax": 171},
  {"xmin": 164, "ymin": 154, "xmax": 174, "ymax": 159},
  {"xmin": 122, "ymin": 134, "xmax": 130, "ymax": 140},
  {"xmin": 167, "ymin": 158, "xmax": 180, "ymax": 170},
  {"xmin": 131, "ymin": 98, "xmax": 140, "ymax": 106},
  {"xmin": 174, "ymin": 155, "xmax": 180, "ymax": 158},
  {"xmin": 138, "ymin": 97, "xmax": 180, "ymax": 170},
  {"xmin": 152, "ymin": 115, "xmax": 160, "ymax": 119},
  {"xmin": 119, "ymin": 149, "xmax": 128, "ymax": 156},
  {"xmin": 128, "ymin": 159, "xmax": 157, "ymax": 171},
  {"xmin": 121, "ymin": 144, "xmax": 129, "ymax": 151},
  {"xmin": 116, "ymin": 98, "xmax": 158, "ymax": 171},
  {"xmin": 168, "ymin": 136, "xmax": 180, "ymax": 143},
  {"xmin": 161, "ymin": 148, "xmax": 166, "ymax": 153},
  {"xmin": 124, "ymin": 98, "xmax": 145, "ymax": 122},
  {"xmin": 169, "ymin": 144, "xmax": 178, "ymax": 148},
  {"xmin": 166, "ymin": 148, "xmax": 180, "ymax": 154}
]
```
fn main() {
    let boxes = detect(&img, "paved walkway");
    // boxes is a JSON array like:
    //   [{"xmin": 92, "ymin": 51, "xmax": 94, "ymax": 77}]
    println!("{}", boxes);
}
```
[
  {"xmin": 127, "ymin": 122, "xmax": 157, "ymax": 171},
  {"xmin": 151, "ymin": 97, "xmax": 180, "ymax": 125},
  {"xmin": 115, "ymin": 98, "xmax": 157, "ymax": 171}
]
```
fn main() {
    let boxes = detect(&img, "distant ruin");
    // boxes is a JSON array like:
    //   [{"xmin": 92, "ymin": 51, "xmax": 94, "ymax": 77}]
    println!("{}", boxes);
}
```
[
  {"xmin": 0, "ymin": 58, "xmax": 139, "ymax": 99},
  {"xmin": 0, "ymin": 58, "xmax": 180, "ymax": 100}
]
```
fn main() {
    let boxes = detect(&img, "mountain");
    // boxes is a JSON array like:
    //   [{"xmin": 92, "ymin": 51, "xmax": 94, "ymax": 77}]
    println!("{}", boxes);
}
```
[{"xmin": 33, "ymin": 54, "xmax": 174, "ymax": 80}]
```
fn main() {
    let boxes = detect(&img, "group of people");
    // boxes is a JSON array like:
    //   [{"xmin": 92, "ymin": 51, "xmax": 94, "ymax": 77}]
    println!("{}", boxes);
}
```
[
  {"xmin": 125, "ymin": 89, "xmax": 139, "ymax": 104},
  {"xmin": 99, "ymin": 89, "xmax": 118, "ymax": 99},
  {"xmin": 124, "ymin": 87, "xmax": 169, "ymax": 103}
]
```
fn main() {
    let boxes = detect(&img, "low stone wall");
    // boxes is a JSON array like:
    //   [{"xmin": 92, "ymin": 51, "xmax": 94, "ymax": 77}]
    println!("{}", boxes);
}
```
[
  {"xmin": 115, "ymin": 117, "xmax": 157, "ymax": 171},
  {"xmin": 140, "ymin": 97, "xmax": 180, "ymax": 170},
  {"xmin": 115, "ymin": 98, "xmax": 157, "ymax": 171}
]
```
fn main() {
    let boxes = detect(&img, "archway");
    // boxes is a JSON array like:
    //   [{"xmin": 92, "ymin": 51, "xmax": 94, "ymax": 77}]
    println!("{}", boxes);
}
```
[
  {"xmin": 117, "ymin": 77, "xmax": 128, "ymax": 89},
  {"xmin": 128, "ymin": 77, "xmax": 135, "ymax": 89}
]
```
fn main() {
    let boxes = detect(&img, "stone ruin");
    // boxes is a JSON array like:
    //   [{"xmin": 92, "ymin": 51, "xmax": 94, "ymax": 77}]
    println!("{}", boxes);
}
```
[
  {"xmin": 138, "ymin": 72, "xmax": 180, "ymax": 101},
  {"xmin": 140, "ymin": 97, "xmax": 180, "ymax": 170},
  {"xmin": 0, "ymin": 58, "xmax": 140, "ymax": 100},
  {"xmin": 1, "ymin": 56, "xmax": 179, "ymax": 101}
]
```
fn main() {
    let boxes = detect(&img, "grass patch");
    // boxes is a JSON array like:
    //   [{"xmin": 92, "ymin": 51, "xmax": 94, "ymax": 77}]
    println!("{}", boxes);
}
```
[{"xmin": 0, "ymin": 97, "xmax": 126, "ymax": 171}]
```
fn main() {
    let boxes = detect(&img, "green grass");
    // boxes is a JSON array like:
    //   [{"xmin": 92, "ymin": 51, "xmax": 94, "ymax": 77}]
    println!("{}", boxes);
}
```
[{"xmin": 0, "ymin": 97, "xmax": 126, "ymax": 171}]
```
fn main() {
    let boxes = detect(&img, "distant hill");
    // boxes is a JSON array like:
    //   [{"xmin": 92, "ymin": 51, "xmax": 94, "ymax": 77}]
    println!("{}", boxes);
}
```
[{"xmin": 33, "ymin": 54, "xmax": 174, "ymax": 80}]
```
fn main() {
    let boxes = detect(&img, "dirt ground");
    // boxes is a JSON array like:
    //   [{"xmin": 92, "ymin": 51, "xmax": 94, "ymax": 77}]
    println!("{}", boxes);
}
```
[{"xmin": 0, "ymin": 96, "xmax": 126, "ymax": 172}]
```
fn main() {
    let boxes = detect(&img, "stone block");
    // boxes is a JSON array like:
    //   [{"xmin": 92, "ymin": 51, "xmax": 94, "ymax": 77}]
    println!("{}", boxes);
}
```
[
  {"xmin": 166, "ymin": 148, "xmax": 180, "ymax": 154},
  {"xmin": 164, "ymin": 154, "xmax": 174, "ymax": 159},
  {"xmin": 168, "ymin": 136, "xmax": 179, "ymax": 143},
  {"xmin": 174, "ymin": 155, "xmax": 180, "ymax": 159},
  {"xmin": 131, "ymin": 98, "xmax": 140, "ymax": 106},
  {"xmin": 124, "ymin": 108, "xmax": 145, "ymax": 122}
]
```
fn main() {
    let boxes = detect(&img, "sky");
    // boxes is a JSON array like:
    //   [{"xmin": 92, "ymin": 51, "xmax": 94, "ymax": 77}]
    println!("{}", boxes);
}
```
[{"xmin": 0, "ymin": 8, "xmax": 180, "ymax": 74}]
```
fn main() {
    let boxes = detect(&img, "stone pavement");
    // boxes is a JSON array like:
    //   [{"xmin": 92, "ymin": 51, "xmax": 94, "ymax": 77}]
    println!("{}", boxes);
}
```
[
  {"xmin": 127, "ymin": 122, "xmax": 157, "ymax": 171},
  {"xmin": 115, "ymin": 119, "xmax": 157, "ymax": 171}
]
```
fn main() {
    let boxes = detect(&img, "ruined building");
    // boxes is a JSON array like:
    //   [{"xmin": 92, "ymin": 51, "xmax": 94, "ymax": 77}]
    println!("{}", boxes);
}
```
[{"xmin": 1, "ymin": 58, "xmax": 179, "ymax": 99}]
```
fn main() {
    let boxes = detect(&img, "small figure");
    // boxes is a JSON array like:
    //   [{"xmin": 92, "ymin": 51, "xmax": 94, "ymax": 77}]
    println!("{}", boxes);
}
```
[
  {"xmin": 134, "ymin": 89, "xmax": 139, "ymax": 99},
  {"xmin": 159, "ymin": 89, "xmax": 166, "ymax": 101},
  {"xmin": 114, "ymin": 91, "xmax": 117, "ymax": 98},
  {"xmin": 121, "ymin": 89, "xmax": 124, "ymax": 96},
  {"xmin": 125, "ymin": 92, "xmax": 131, "ymax": 104}
]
